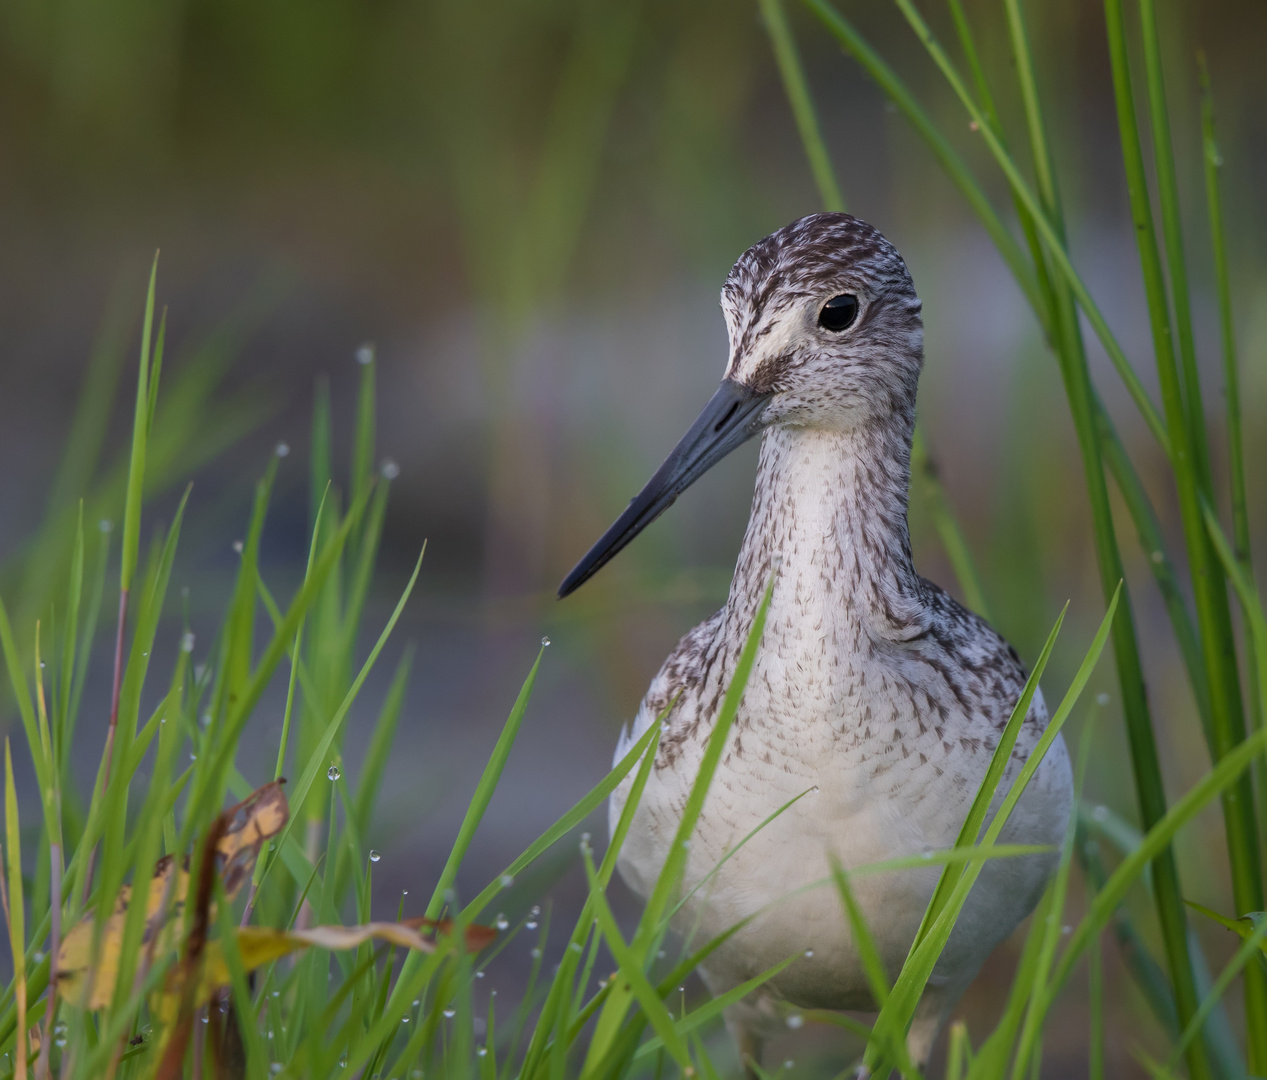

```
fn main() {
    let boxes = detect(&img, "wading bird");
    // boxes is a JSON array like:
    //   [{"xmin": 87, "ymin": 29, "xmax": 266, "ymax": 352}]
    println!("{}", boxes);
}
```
[{"xmin": 558, "ymin": 213, "xmax": 1071, "ymax": 1073}]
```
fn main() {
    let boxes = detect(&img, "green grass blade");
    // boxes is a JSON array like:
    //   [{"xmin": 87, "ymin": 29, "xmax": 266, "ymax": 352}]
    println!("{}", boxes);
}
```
[
  {"xmin": 352, "ymin": 645, "xmax": 413, "ymax": 834},
  {"xmin": 260, "ymin": 546, "xmax": 424, "ymax": 896},
  {"xmin": 425, "ymin": 639, "xmax": 541, "ymax": 921},
  {"xmin": 120, "ymin": 253, "xmax": 158, "ymax": 595},
  {"xmin": 912, "ymin": 603, "xmax": 1065, "ymax": 954}
]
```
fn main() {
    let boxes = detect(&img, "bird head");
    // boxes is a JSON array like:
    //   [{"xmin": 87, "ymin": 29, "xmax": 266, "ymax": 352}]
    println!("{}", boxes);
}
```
[
  {"xmin": 558, "ymin": 212, "xmax": 922, "ymax": 598},
  {"xmin": 722, "ymin": 212, "xmax": 923, "ymax": 429}
]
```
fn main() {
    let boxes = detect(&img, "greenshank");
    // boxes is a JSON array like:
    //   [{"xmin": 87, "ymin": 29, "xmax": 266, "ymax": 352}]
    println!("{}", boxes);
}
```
[{"xmin": 559, "ymin": 213, "xmax": 1072, "ymax": 1071}]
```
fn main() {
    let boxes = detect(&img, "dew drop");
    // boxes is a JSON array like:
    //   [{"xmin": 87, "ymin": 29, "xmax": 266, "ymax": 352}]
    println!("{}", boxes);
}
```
[
  {"xmin": 475, "ymin": 969, "xmax": 484, "ymax": 978},
  {"xmin": 232, "ymin": 540, "xmax": 244, "ymax": 554},
  {"xmin": 531, "ymin": 947, "xmax": 542, "ymax": 958},
  {"xmin": 402, "ymin": 888, "xmax": 408, "ymax": 896},
  {"xmin": 442, "ymin": 1007, "xmax": 456, "ymax": 1019},
  {"xmin": 272, "ymin": 990, "xmax": 281, "ymax": 998},
  {"xmin": 356, "ymin": 344, "xmax": 375, "ymax": 366},
  {"xmin": 786, "ymin": 1014, "xmax": 804, "ymax": 1029},
  {"xmin": 803, "ymin": 949, "xmax": 814, "ymax": 958},
  {"xmin": 99, "ymin": 519, "xmax": 113, "ymax": 533},
  {"xmin": 181, "ymin": 631, "xmax": 196, "ymax": 653},
  {"xmin": 39, "ymin": 661, "xmax": 45, "ymax": 669},
  {"xmin": 271, "ymin": 1065, "xmax": 283, "ymax": 1075},
  {"xmin": 494, "ymin": 914, "xmax": 509, "ymax": 931},
  {"xmin": 783, "ymin": 1060, "xmax": 794, "ymax": 1070},
  {"xmin": 328, "ymin": 765, "xmax": 341, "ymax": 781},
  {"xmin": 1096, "ymin": 692, "xmax": 1111, "ymax": 707},
  {"xmin": 190, "ymin": 753, "xmax": 198, "ymax": 761},
  {"xmin": 55, "ymin": 1037, "xmax": 67, "ymax": 1048},
  {"xmin": 380, "ymin": 459, "xmax": 400, "ymax": 480},
  {"xmin": 477, "ymin": 1047, "xmax": 488, "ymax": 1058},
  {"xmin": 401, "ymin": 1016, "xmax": 410, "ymax": 1024},
  {"xmin": 412, "ymin": 1000, "xmax": 420, "ymax": 1008},
  {"xmin": 275, "ymin": 441, "xmax": 291, "ymax": 458},
  {"xmin": 570, "ymin": 942, "xmax": 583, "ymax": 953},
  {"xmin": 526, "ymin": 920, "xmax": 538, "ymax": 930},
  {"xmin": 540, "ymin": 635, "xmax": 551, "ymax": 647},
  {"xmin": 369, "ymin": 850, "xmax": 381, "ymax": 863},
  {"xmin": 500, "ymin": 874, "xmax": 514, "ymax": 888},
  {"xmin": 1092, "ymin": 804, "xmax": 1109, "ymax": 822}
]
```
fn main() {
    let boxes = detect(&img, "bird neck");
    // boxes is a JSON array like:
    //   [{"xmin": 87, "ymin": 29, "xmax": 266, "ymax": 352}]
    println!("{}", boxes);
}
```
[{"xmin": 726, "ymin": 413, "xmax": 929, "ymax": 643}]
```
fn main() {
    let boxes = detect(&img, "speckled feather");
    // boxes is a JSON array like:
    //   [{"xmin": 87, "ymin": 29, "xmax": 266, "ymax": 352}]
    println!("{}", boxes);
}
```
[{"xmin": 607, "ymin": 214, "xmax": 1072, "ymax": 1065}]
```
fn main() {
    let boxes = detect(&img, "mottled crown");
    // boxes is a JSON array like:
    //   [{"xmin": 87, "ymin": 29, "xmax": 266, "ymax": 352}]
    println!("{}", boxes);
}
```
[
  {"xmin": 723, "ymin": 212, "xmax": 914, "ymax": 320},
  {"xmin": 720, "ymin": 213, "xmax": 923, "ymax": 426}
]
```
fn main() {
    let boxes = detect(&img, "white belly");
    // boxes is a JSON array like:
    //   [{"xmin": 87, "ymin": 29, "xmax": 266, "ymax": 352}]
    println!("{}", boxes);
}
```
[{"xmin": 608, "ymin": 711, "xmax": 1072, "ymax": 1018}]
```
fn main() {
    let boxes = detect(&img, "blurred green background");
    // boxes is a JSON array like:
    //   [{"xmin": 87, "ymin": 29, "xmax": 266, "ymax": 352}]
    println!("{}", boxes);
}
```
[{"xmin": 2, "ymin": 0, "xmax": 1266, "ymax": 1073}]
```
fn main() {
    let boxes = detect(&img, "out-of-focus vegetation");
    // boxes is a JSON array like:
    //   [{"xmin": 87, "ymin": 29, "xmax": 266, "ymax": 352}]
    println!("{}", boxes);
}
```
[{"xmin": 0, "ymin": 0, "xmax": 1265, "ymax": 1075}]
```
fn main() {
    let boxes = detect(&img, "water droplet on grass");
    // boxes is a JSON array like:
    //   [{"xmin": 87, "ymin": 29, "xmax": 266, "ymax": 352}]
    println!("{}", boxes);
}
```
[
  {"xmin": 804, "ymin": 949, "xmax": 814, "ymax": 958},
  {"xmin": 442, "ymin": 1007, "xmax": 455, "ymax": 1019},
  {"xmin": 541, "ymin": 636, "xmax": 551, "ymax": 647},
  {"xmin": 369, "ymin": 850, "xmax": 381, "ymax": 863},
  {"xmin": 494, "ymin": 914, "xmax": 509, "ymax": 931},
  {"xmin": 232, "ymin": 540, "xmax": 244, "ymax": 554},
  {"xmin": 328, "ymin": 765, "xmax": 340, "ymax": 781},
  {"xmin": 786, "ymin": 1014, "xmax": 803, "ymax": 1029},
  {"xmin": 380, "ymin": 459, "xmax": 400, "ymax": 480},
  {"xmin": 276, "ymin": 442, "xmax": 290, "ymax": 458},
  {"xmin": 477, "ymin": 1047, "xmax": 487, "ymax": 1058},
  {"xmin": 182, "ymin": 631, "xmax": 196, "ymax": 652},
  {"xmin": 500, "ymin": 874, "xmax": 514, "ymax": 888},
  {"xmin": 356, "ymin": 345, "xmax": 374, "ymax": 365}
]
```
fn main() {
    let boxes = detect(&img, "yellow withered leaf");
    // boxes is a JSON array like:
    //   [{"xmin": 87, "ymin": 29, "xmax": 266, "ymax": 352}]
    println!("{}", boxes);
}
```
[{"xmin": 57, "ymin": 781, "xmax": 289, "ymax": 1009}]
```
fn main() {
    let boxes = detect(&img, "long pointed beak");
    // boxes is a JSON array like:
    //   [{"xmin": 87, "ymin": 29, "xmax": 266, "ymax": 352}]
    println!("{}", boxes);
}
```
[{"xmin": 558, "ymin": 378, "xmax": 772, "ymax": 598}]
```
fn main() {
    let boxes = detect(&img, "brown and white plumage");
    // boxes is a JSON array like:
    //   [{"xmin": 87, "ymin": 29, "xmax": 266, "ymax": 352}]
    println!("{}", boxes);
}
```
[{"xmin": 562, "ymin": 213, "xmax": 1072, "ymax": 1070}]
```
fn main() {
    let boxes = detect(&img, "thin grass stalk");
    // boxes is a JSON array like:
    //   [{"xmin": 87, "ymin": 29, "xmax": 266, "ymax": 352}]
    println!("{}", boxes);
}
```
[
  {"xmin": 1103, "ymin": 0, "xmax": 1267, "ymax": 1055},
  {"xmin": 758, "ymin": 0, "xmax": 845, "ymax": 213},
  {"xmin": 1137, "ymin": 0, "xmax": 1211, "ymax": 487},
  {"xmin": 1199, "ymin": 51, "xmax": 1265, "ymax": 835}
]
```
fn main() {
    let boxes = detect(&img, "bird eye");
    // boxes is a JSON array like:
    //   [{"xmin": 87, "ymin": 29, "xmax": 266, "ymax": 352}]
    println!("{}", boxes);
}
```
[{"xmin": 818, "ymin": 294, "xmax": 859, "ymax": 332}]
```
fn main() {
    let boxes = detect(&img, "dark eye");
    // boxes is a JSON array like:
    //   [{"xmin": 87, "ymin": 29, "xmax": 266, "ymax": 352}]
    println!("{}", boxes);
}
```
[{"xmin": 818, "ymin": 294, "xmax": 859, "ymax": 332}]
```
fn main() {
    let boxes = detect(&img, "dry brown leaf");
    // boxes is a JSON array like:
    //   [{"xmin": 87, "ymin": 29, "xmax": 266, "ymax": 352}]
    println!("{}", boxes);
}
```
[{"xmin": 57, "ymin": 781, "xmax": 289, "ymax": 1010}]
